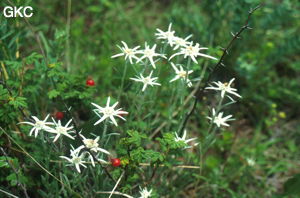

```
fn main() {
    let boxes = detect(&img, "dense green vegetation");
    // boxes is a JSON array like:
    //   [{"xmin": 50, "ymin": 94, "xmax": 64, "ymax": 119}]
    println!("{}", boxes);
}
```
[{"xmin": 0, "ymin": 0, "xmax": 299, "ymax": 197}]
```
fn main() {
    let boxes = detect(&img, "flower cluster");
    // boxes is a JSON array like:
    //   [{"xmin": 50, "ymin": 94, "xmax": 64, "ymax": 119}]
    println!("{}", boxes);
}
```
[
  {"xmin": 111, "ymin": 23, "xmax": 217, "ymax": 91},
  {"xmin": 20, "ymin": 96, "xmax": 128, "ymax": 173},
  {"xmin": 20, "ymin": 115, "xmax": 74, "ymax": 142},
  {"xmin": 206, "ymin": 78, "xmax": 241, "ymax": 128},
  {"xmin": 156, "ymin": 23, "xmax": 217, "ymax": 64},
  {"xmin": 59, "ymin": 145, "xmax": 86, "ymax": 173},
  {"xmin": 60, "ymin": 136, "xmax": 110, "ymax": 173},
  {"xmin": 19, "ymin": 22, "xmax": 242, "ymax": 197}
]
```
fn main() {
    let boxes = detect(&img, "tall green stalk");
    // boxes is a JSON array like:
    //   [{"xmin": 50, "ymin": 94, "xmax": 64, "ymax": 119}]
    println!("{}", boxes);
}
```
[
  {"xmin": 118, "ymin": 60, "xmax": 129, "ymax": 100},
  {"xmin": 66, "ymin": 0, "xmax": 72, "ymax": 72}
]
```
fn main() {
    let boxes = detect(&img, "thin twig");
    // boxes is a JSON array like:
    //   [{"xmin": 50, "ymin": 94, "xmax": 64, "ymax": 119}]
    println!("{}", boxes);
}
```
[
  {"xmin": 145, "ymin": 164, "xmax": 159, "ymax": 186},
  {"xmin": 0, "ymin": 127, "xmax": 82, "ymax": 198},
  {"xmin": 151, "ymin": 56, "xmax": 211, "ymax": 139},
  {"xmin": 139, "ymin": 163, "xmax": 201, "ymax": 169},
  {"xmin": 0, "ymin": 188, "xmax": 19, "ymax": 198},
  {"xmin": 179, "ymin": 5, "xmax": 261, "ymax": 134},
  {"xmin": 109, "ymin": 171, "xmax": 125, "ymax": 198},
  {"xmin": 96, "ymin": 191, "xmax": 134, "ymax": 198},
  {"xmin": 50, "ymin": 160, "xmax": 201, "ymax": 169}
]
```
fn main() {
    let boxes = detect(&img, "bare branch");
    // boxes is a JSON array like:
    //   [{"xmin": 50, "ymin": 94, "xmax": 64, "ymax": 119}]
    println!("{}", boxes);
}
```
[
  {"xmin": 96, "ymin": 191, "xmax": 134, "ymax": 198},
  {"xmin": 179, "ymin": 5, "xmax": 261, "ymax": 134}
]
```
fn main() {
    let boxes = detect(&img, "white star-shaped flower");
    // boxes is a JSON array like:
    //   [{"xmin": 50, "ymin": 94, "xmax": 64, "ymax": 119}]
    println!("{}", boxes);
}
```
[
  {"xmin": 77, "ymin": 133, "xmax": 110, "ymax": 166},
  {"xmin": 207, "ymin": 108, "xmax": 234, "ymax": 127},
  {"xmin": 111, "ymin": 41, "xmax": 140, "ymax": 64},
  {"xmin": 91, "ymin": 97, "xmax": 128, "ymax": 126},
  {"xmin": 155, "ymin": 23, "xmax": 176, "ymax": 45},
  {"xmin": 139, "ymin": 187, "xmax": 152, "ymax": 198},
  {"xmin": 172, "ymin": 35, "xmax": 192, "ymax": 50},
  {"xmin": 246, "ymin": 158, "xmax": 256, "ymax": 166},
  {"xmin": 169, "ymin": 42, "xmax": 217, "ymax": 64},
  {"xmin": 19, "ymin": 114, "xmax": 53, "ymax": 138},
  {"xmin": 136, "ymin": 43, "xmax": 167, "ymax": 69},
  {"xmin": 205, "ymin": 78, "xmax": 242, "ymax": 99},
  {"xmin": 46, "ymin": 119, "xmax": 75, "ymax": 142},
  {"xmin": 60, "ymin": 145, "xmax": 87, "ymax": 173},
  {"xmin": 130, "ymin": 71, "xmax": 161, "ymax": 92},
  {"xmin": 174, "ymin": 130, "xmax": 197, "ymax": 148},
  {"xmin": 170, "ymin": 62, "xmax": 193, "ymax": 87}
]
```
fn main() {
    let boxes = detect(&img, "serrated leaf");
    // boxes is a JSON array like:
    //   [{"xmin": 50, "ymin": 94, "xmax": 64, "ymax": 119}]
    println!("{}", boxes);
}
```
[
  {"xmin": 130, "ymin": 147, "xmax": 145, "ymax": 163},
  {"xmin": 126, "ymin": 130, "xmax": 147, "ymax": 146},
  {"xmin": 48, "ymin": 89, "xmax": 60, "ymax": 99},
  {"xmin": 9, "ymin": 97, "xmax": 27, "ymax": 108}
]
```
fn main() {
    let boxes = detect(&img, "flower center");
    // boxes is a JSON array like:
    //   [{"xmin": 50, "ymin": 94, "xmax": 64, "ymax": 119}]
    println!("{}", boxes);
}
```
[
  {"xmin": 104, "ymin": 107, "xmax": 115, "ymax": 116},
  {"xmin": 186, "ymin": 46, "xmax": 196, "ymax": 55},
  {"xmin": 214, "ymin": 117, "xmax": 222, "ymax": 125},
  {"xmin": 35, "ymin": 121, "xmax": 44, "ymax": 129},
  {"xmin": 143, "ymin": 77, "xmax": 151, "ymax": 84},
  {"xmin": 178, "ymin": 71, "xmax": 187, "ymax": 78},
  {"xmin": 124, "ymin": 48, "xmax": 132, "ymax": 54},
  {"xmin": 220, "ymin": 83, "xmax": 229, "ymax": 91},
  {"xmin": 166, "ymin": 32, "xmax": 174, "ymax": 38},
  {"xmin": 84, "ymin": 139, "xmax": 98, "ymax": 148},
  {"xmin": 144, "ymin": 49, "xmax": 154, "ymax": 57},
  {"xmin": 72, "ymin": 157, "xmax": 82, "ymax": 164},
  {"xmin": 56, "ymin": 126, "xmax": 67, "ymax": 134}
]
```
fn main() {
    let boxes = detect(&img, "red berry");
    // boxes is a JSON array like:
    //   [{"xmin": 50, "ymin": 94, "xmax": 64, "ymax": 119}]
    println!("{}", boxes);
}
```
[
  {"xmin": 86, "ymin": 79, "xmax": 95, "ymax": 86},
  {"xmin": 55, "ymin": 111, "xmax": 64, "ymax": 120},
  {"xmin": 111, "ymin": 158, "xmax": 121, "ymax": 167}
]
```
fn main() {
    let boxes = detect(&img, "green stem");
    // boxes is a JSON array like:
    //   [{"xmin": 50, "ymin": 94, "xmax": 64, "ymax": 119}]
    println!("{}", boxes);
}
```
[
  {"xmin": 206, "ymin": 96, "xmax": 224, "ymax": 135},
  {"xmin": 185, "ymin": 57, "xmax": 191, "ymax": 85},
  {"xmin": 199, "ymin": 96, "xmax": 225, "ymax": 162},
  {"xmin": 118, "ymin": 61, "xmax": 128, "ymax": 100},
  {"xmin": 66, "ymin": 0, "xmax": 72, "ymax": 72},
  {"xmin": 101, "ymin": 120, "xmax": 108, "ymax": 144},
  {"xmin": 177, "ymin": 57, "xmax": 192, "ymax": 132},
  {"xmin": 142, "ymin": 59, "xmax": 149, "ymax": 74},
  {"xmin": 199, "ymin": 61, "xmax": 209, "ymax": 83}
]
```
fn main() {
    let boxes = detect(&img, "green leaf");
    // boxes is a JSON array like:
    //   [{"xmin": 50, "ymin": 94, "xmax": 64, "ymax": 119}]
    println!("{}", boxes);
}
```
[
  {"xmin": 6, "ymin": 173, "xmax": 18, "ymax": 186},
  {"xmin": 125, "ymin": 130, "xmax": 147, "ymax": 146},
  {"xmin": 24, "ymin": 52, "xmax": 43, "ymax": 65},
  {"xmin": 143, "ymin": 150, "xmax": 163, "ymax": 162},
  {"xmin": 130, "ymin": 147, "xmax": 145, "ymax": 163},
  {"xmin": 4, "ymin": 61, "xmax": 22, "ymax": 70},
  {"xmin": 9, "ymin": 97, "xmax": 28, "ymax": 108},
  {"xmin": 157, "ymin": 132, "xmax": 186, "ymax": 151},
  {"xmin": 0, "ymin": 85, "xmax": 8, "ymax": 99},
  {"xmin": 0, "ymin": 156, "xmax": 10, "ymax": 168},
  {"xmin": 48, "ymin": 89, "xmax": 60, "ymax": 99}
]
